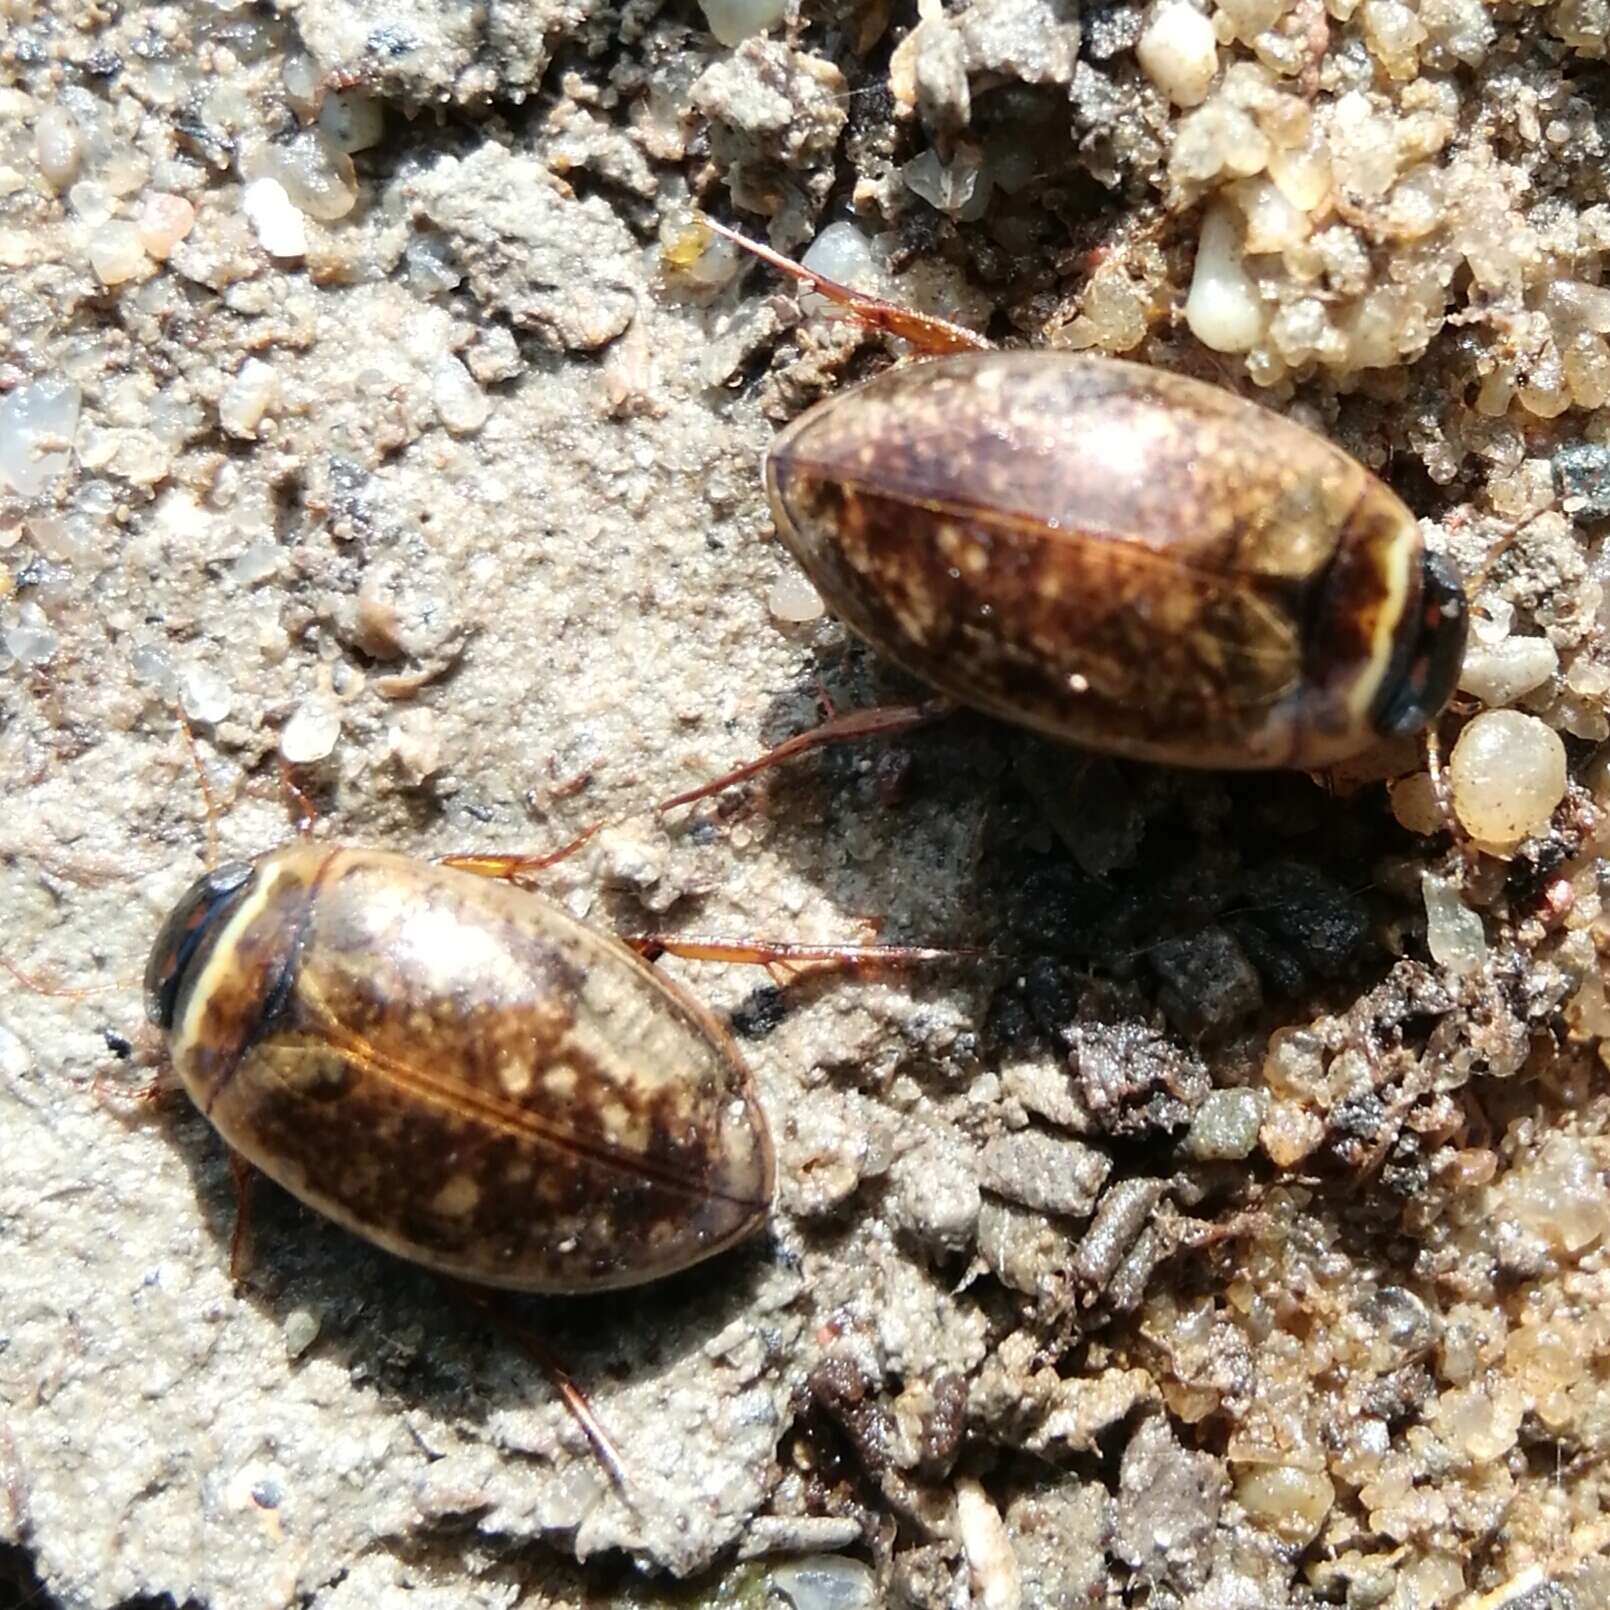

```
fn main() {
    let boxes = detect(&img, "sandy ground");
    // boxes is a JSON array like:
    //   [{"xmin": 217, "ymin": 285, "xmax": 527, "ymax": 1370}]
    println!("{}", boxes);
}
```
[{"xmin": 2, "ymin": 3, "xmax": 1609, "ymax": 1608}]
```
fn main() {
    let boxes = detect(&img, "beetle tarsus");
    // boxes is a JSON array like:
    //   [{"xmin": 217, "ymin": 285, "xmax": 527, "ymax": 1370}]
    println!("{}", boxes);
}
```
[{"xmin": 226, "ymin": 1149, "xmax": 257, "ymax": 1283}]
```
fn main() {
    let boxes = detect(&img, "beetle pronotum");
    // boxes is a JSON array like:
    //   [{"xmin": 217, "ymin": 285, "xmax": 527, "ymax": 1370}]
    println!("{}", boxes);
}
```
[{"xmin": 695, "ymin": 219, "xmax": 1469, "ymax": 777}]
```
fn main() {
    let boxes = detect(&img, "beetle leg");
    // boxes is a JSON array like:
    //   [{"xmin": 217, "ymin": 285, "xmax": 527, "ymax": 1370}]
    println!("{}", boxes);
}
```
[
  {"xmin": 1421, "ymin": 724, "xmax": 1482, "ymax": 881},
  {"xmin": 705, "ymin": 218, "xmax": 992, "ymax": 357},
  {"xmin": 226, "ymin": 1149, "xmax": 257, "ymax": 1283},
  {"xmin": 622, "ymin": 933, "xmax": 977, "ymax": 986},
  {"xmin": 277, "ymin": 757, "xmax": 322, "ymax": 840},
  {"xmin": 444, "ymin": 1283, "xmax": 629, "ymax": 1490},
  {"xmin": 92, "ymin": 1056, "xmax": 180, "ymax": 1114},
  {"xmin": 657, "ymin": 698, "xmax": 953, "ymax": 815},
  {"xmin": 438, "ymin": 821, "xmax": 604, "ymax": 884}
]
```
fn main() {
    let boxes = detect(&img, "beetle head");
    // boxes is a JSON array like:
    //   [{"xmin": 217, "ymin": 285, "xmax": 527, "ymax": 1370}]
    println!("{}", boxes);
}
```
[
  {"xmin": 1371, "ymin": 550, "xmax": 1468, "ymax": 741},
  {"xmin": 145, "ymin": 861, "xmax": 256, "ymax": 1031}
]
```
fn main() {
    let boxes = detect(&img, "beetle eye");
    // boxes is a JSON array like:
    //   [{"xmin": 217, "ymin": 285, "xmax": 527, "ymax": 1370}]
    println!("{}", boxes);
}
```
[
  {"xmin": 145, "ymin": 861, "xmax": 256, "ymax": 1031},
  {"xmin": 1372, "ymin": 551, "xmax": 1468, "ymax": 741}
]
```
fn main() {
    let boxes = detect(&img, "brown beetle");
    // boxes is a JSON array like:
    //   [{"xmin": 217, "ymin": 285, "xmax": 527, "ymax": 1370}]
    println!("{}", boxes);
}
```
[
  {"xmin": 711, "ymin": 221, "xmax": 1468, "ymax": 772},
  {"xmin": 144, "ymin": 843, "xmax": 775, "ymax": 1294}
]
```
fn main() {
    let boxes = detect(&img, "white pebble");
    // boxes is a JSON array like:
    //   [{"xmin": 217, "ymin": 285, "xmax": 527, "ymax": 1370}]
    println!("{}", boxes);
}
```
[
  {"xmin": 699, "ymin": 0, "xmax": 787, "ymax": 46},
  {"xmin": 1456, "ymin": 635, "xmax": 1558, "ymax": 707},
  {"xmin": 281, "ymin": 699, "xmax": 341, "ymax": 764},
  {"xmin": 0, "ymin": 379, "xmax": 82, "ymax": 497},
  {"xmin": 1185, "ymin": 201, "xmax": 1265, "ymax": 353},
  {"xmin": 432, "ymin": 354, "xmax": 490, "ymax": 435},
  {"xmin": 138, "ymin": 192, "xmax": 195, "ymax": 259},
  {"xmin": 955, "ymin": 1477, "xmax": 1020, "ymax": 1610},
  {"xmin": 768, "ymin": 571, "xmax": 825, "ymax": 623},
  {"xmin": 88, "ymin": 220, "xmax": 148, "ymax": 286},
  {"xmin": 319, "ymin": 90, "xmax": 384, "ymax": 154},
  {"xmin": 219, "ymin": 357, "xmax": 278, "ymax": 440},
  {"xmin": 283, "ymin": 1306, "xmax": 321, "ymax": 1358},
  {"xmin": 242, "ymin": 176, "xmax": 307, "ymax": 258},
  {"xmin": 1137, "ymin": 2, "xmax": 1220, "ymax": 107},
  {"xmin": 34, "ymin": 105, "xmax": 83, "ymax": 189},
  {"xmin": 1449, "ymin": 710, "xmax": 1567, "ymax": 847},
  {"xmin": 180, "ymin": 665, "xmax": 233, "ymax": 726},
  {"xmin": 1421, "ymin": 871, "xmax": 1486, "ymax": 976}
]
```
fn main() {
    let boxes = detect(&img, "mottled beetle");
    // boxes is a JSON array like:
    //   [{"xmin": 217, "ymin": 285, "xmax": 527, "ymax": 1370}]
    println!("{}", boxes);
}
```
[
  {"xmin": 706, "ymin": 220, "xmax": 1468, "ymax": 773},
  {"xmin": 144, "ymin": 844, "xmax": 775, "ymax": 1295}
]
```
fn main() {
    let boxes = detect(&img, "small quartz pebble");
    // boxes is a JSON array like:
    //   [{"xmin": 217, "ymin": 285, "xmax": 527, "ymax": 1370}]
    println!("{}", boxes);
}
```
[
  {"xmin": 769, "ymin": 1556, "xmax": 878, "ymax": 1610},
  {"xmin": 1136, "ymin": 1, "xmax": 1220, "ymax": 106},
  {"xmin": 219, "ymin": 358, "xmax": 278, "ymax": 440},
  {"xmin": 1185, "ymin": 1088, "xmax": 1265, "ymax": 1160},
  {"xmin": 280, "ymin": 699, "xmax": 341, "ymax": 764},
  {"xmin": 4, "ymin": 612, "xmax": 56, "ymax": 667},
  {"xmin": 956, "ymin": 1477, "xmax": 1021, "ymax": 1610},
  {"xmin": 269, "ymin": 130, "xmax": 358, "ymax": 222},
  {"xmin": 1185, "ymin": 202, "xmax": 1263, "ymax": 353},
  {"xmin": 0, "ymin": 379, "xmax": 81, "ymax": 497},
  {"xmin": 1389, "ymin": 771, "xmax": 1441, "ymax": 836},
  {"xmin": 88, "ymin": 220, "xmax": 148, "ymax": 286},
  {"xmin": 35, "ymin": 105, "xmax": 82, "ymax": 189},
  {"xmin": 767, "ymin": 570, "xmax": 825, "ymax": 623},
  {"xmin": 1448, "ymin": 710, "xmax": 1567, "ymax": 847},
  {"xmin": 138, "ymin": 192, "xmax": 195, "ymax": 260},
  {"xmin": 180, "ymin": 665, "xmax": 232, "ymax": 726},
  {"xmin": 242, "ymin": 177, "xmax": 308, "ymax": 258},
  {"xmin": 1422, "ymin": 871, "xmax": 1487, "ymax": 976},
  {"xmin": 699, "ymin": 0, "xmax": 787, "ymax": 47},
  {"xmin": 1457, "ymin": 635, "xmax": 1558, "ymax": 706},
  {"xmin": 801, "ymin": 222, "xmax": 888, "ymax": 308},
  {"xmin": 1234, "ymin": 1465, "xmax": 1334, "ymax": 1547},
  {"xmin": 318, "ymin": 91, "xmax": 384, "ymax": 155},
  {"xmin": 432, "ymin": 355, "xmax": 490, "ymax": 435},
  {"xmin": 1433, "ymin": 1383, "xmax": 1523, "ymax": 1462},
  {"xmin": 283, "ymin": 1306, "xmax": 321, "ymax": 1359}
]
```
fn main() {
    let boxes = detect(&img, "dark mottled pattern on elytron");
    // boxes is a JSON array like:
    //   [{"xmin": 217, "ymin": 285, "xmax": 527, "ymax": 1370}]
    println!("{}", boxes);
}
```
[
  {"xmin": 171, "ymin": 846, "xmax": 774, "ymax": 1293},
  {"xmin": 766, "ymin": 351, "xmax": 1424, "ymax": 769}
]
